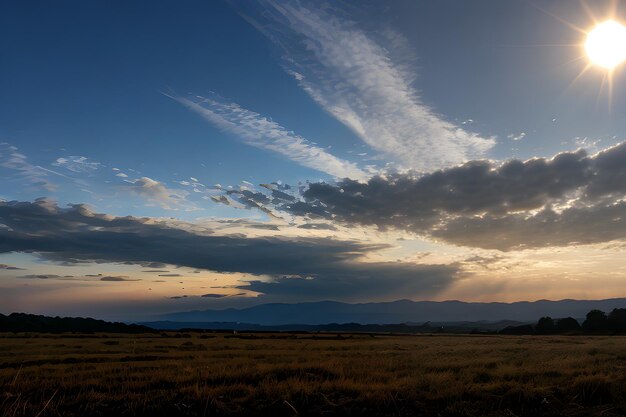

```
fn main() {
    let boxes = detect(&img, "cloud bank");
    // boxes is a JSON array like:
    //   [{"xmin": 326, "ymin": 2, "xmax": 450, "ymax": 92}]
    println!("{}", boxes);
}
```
[
  {"xmin": 224, "ymin": 142, "xmax": 626, "ymax": 251},
  {"xmin": 0, "ymin": 199, "xmax": 456, "ymax": 299}
]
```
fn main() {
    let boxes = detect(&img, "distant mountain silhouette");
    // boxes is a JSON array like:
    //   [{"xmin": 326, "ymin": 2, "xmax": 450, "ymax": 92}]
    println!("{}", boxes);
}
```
[
  {"xmin": 0, "ymin": 313, "xmax": 154, "ymax": 333},
  {"xmin": 155, "ymin": 298, "xmax": 626, "ymax": 325}
]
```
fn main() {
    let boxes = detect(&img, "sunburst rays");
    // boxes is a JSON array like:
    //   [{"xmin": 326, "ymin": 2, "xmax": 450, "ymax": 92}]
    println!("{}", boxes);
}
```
[{"xmin": 530, "ymin": 0, "xmax": 624, "ymax": 108}]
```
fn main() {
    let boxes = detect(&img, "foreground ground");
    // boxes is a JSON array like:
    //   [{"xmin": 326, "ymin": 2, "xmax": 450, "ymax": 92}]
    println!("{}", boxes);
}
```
[{"xmin": 2, "ymin": 332, "xmax": 626, "ymax": 416}]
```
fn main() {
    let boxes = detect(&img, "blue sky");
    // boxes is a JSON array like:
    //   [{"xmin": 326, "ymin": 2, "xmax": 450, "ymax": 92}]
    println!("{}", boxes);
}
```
[
  {"xmin": 1, "ymin": 0, "xmax": 370, "ymax": 215},
  {"xmin": 3, "ymin": 0, "xmax": 626, "ymax": 320}
]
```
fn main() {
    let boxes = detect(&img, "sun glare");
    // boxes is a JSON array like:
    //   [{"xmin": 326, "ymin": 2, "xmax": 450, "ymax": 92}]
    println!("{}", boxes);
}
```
[{"xmin": 585, "ymin": 20, "xmax": 626, "ymax": 69}]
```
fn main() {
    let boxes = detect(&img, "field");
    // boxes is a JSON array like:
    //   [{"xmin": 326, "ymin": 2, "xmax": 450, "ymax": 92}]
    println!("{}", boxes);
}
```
[{"xmin": 2, "ymin": 332, "xmax": 626, "ymax": 416}]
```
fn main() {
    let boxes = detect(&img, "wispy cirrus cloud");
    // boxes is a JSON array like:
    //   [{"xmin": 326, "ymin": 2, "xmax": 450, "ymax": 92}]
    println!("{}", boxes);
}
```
[
  {"xmin": 0, "ymin": 142, "xmax": 60, "ymax": 191},
  {"xmin": 234, "ymin": 0, "xmax": 495, "ymax": 171},
  {"xmin": 173, "ymin": 94, "xmax": 368, "ymax": 181},
  {"xmin": 53, "ymin": 156, "xmax": 102, "ymax": 173}
]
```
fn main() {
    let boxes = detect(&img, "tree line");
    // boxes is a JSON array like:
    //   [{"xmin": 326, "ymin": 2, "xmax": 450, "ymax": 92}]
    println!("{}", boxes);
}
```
[
  {"xmin": 0, "ymin": 312, "xmax": 155, "ymax": 333},
  {"xmin": 500, "ymin": 308, "xmax": 626, "ymax": 335}
]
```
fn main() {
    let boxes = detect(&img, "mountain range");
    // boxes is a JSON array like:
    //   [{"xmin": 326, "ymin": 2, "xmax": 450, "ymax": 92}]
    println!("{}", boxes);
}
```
[{"xmin": 152, "ymin": 298, "xmax": 626, "ymax": 325}]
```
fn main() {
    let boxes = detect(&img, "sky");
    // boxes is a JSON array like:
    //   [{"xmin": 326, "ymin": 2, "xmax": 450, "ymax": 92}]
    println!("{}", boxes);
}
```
[{"xmin": 3, "ymin": 0, "xmax": 626, "ymax": 321}]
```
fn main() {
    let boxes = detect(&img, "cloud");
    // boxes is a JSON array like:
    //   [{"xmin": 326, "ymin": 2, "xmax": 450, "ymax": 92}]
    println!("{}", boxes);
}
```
[
  {"xmin": 142, "ymin": 262, "xmax": 168, "ymax": 268},
  {"xmin": 285, "ymin": 148, "xmax": 591, "ymax": 226},
  {"xmin": 201, "ymin": 293, "xmax": 228, "ymax": 298},
  {"xmin": 18, "ymin": 274, "xmax": 61, "ymax": 279},
  {"xmin": 0, "ymin": 143, "xmax": 58, "ymax": 191},
  {"xmin": 265, "ymin": 142, "xmax": 626, "ymax": 250},
  {"xmin": 0, "ymin": 199, "xmax": 456, "ymax": 299},
  {"xmin": 239, "ymin": 262, "xmax": 455, "ymax": 301},
  {"xmin": 124, "ymin": 177, "xmax": 193, "ymax": 210},
  {"xmin": 233, "ymin": 1, "xmax": 495, "ymax": 170},
  {"xmin": 99, "ymin": 276, "xmax": 140, "ymax": 282},
  {"xmin": 507, "ymin": 132, "xmax": 526, "ymax": 142},
  {"xmin": 53, "ymin": 156, "xmax": 102, "ymax": 173},
  {"xmin": 432, "ymin": 201, "xmax": 626, "ymax": 251},
  {"xmin": 0, "ymin": 264, "xmax": 25, "ymax": 270},
  {"xmin": 12, "ymin": 271, "xmax": 141, "ymax": 282},
  {"xmin": 209, "ymin": 218, "xmax": 282, "ymax": 231},
  {"xmin": 297, "ymin": 223, "xmax": 338, "ymax": 231},
  {"xmin": 174, "ymin": 94, "xmax": 368, "ymax": 181}
]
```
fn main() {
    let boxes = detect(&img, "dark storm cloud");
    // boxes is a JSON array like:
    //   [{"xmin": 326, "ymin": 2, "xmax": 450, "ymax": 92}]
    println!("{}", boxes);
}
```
[
  {"xmin": 433, "ymin": 201, "xmax": 626, "ymax": 251},
  {"xmin": 214, "ymin": 218, "xmax": 281, "ymax": 231},
  {"xmin": 283, "ymin": 148, "xmax": 594, "ymax": 226},
  {"xmin": 265, "ymin": 143, "xmax": 626, "ymax": 250},
  {"xmin": 239, "ymin": 262, "xmax": 456, "ymax": 301},
  {"xmin": 270, "ymin": 189, "xmax": 296, "ymax": 202},
  {"xmin": 585, "ymin": 142, "xmax": 626, "ymax": 198},
  {"xmin": 0, "ymin": 199, "xmax": 456, "ymax": 297},
  {"xmin": 227, "ymin": 189, "xmax": 271, "ymax": 207},
  {"xmin": 297, "ymin": 223, "xmax": 338, "ymax": 231}
]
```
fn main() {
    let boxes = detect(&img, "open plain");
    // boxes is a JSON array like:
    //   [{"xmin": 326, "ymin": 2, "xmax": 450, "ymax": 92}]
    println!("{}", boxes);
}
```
[{"xmin": 2, "ymin": 332, "xmax": 626, "ymax": 416}]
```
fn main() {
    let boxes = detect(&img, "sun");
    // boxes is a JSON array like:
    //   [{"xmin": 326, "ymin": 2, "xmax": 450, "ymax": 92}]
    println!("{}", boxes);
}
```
[
  {"xmin": 520, "ymin": 2, "xmax": 625, "ymax": 104},
  {"xmin": 585, "ymin": 20, "xmax": 626, "ymax": 69}
]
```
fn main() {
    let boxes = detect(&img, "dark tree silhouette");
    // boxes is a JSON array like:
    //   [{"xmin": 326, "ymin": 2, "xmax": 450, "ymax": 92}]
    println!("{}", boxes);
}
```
[
  {"xmin": 582, "ymin": 309, "xmax": 609, "ymax": 333},
  {"xmin": 608, "ymin": 308, "xmax": 626, "ymax": 333},
  {"xmin": 555, "ymin": 317, "xmax": 581, "ymax": 333},
  {"xmin": 535, "ymin": 316, "xmax": 555, "ymax": 334},
  {"xmin": 0, "ymin": 313, "xmax": 154, "ymax": 333}
]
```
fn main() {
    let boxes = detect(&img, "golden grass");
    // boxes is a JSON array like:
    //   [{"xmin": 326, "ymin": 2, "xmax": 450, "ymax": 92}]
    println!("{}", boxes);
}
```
[{"xmin": 2, "ymin": 332, "xmax": 626, "ymax": 416}]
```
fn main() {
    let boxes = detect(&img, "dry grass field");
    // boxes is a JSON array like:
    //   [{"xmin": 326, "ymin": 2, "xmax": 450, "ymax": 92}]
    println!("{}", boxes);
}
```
[{"xmin": 2, "ymin": 332, "xmax": 626, "ymax": 416}]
